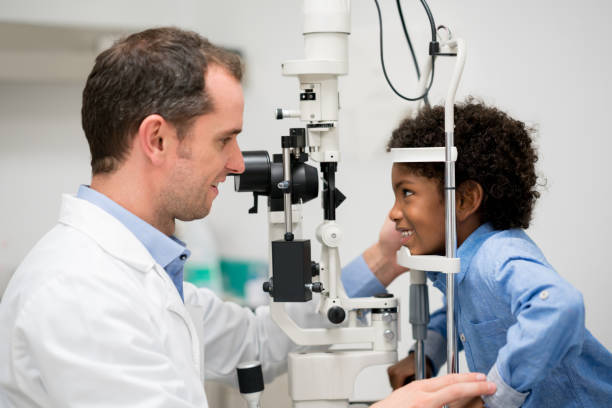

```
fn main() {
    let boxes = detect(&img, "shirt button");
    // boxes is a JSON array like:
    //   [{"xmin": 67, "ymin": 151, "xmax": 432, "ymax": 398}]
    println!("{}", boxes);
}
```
[
  {"xmin": 180, "ymin": 254, "xmax": 187, "ymax": 261},
  {"xmin": 539, "ymin": 290, "xmax": 549, "ymax": 300},
  {"xmin": 460, "ymin": 333, "xmax": 466, "ymax": 342}
]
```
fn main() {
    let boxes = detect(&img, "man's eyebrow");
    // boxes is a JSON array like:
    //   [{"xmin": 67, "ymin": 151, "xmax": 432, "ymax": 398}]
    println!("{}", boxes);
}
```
[{"xmin": 218, "ymin": 128, "xmax": 242, "ymax": 137}]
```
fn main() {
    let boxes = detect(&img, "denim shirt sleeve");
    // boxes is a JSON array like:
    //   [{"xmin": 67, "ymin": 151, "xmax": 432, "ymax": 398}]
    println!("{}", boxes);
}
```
[
  {"xmin": 492, "ymin": 257, "xmax": 585, "ymax": 396},
  {"xmin": 482, "ymin": 363, "xmax": 529, "ymax": 408},
  {"xmin": 341, "ymin": 255, "xmax": 386, "ymax": 298}
]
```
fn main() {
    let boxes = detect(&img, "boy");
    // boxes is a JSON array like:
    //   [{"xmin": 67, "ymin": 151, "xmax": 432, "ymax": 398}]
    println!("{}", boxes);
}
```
[{"xmin": 384, "ymin": 100, "xmax": 612, "ymax": 407}]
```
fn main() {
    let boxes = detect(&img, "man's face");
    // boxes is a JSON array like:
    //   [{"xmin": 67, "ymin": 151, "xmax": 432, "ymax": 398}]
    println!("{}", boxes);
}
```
[
  {"xmin": 163, "ymin": 65, "xmax": 245, "ymax": 222},
  {"xmin": 388, "ymin": 164, "xmax": 446, "ymax": 256}
]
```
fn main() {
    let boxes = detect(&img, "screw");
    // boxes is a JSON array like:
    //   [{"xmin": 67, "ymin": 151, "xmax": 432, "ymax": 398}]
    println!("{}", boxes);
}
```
[{"xmin": 384, "ymin": 329, "xmax": 395, "ymax": 341}]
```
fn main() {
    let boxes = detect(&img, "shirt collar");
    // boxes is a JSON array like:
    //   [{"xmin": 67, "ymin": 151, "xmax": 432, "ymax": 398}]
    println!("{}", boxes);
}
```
[
  {"xmin": 429, "ymin": 222, "xmax": 496, "ymax": 290},
  {"xmin": 77, "ymin": 185, "xmax": 190, "ymax": 268}
]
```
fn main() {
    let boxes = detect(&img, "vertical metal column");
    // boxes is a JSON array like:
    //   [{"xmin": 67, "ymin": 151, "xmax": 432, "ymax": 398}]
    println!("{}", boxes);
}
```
[
  {"xmin": 445, "ymin": 132, "xmax": 458, "ymax": 375},
  {"xmin": 282, "ymin": 145, "xmax": 293, "ymax": 239}
]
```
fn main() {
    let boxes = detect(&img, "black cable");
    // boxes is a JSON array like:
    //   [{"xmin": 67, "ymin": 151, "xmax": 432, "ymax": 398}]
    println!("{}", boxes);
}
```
[
  {"xmin": 419, "ymin": 0, "xmax": 437, "ymax": 42},
  {"xmin": 396, "ymin": 0, "xmax": 430, "ymax": 106},
  {"xmin": 396, "ymin": 0, "xmax": 421, "ymax": 79},
  {"xmin": 374, "ymin": 0, "xmax": 435, "ymax": 102}
]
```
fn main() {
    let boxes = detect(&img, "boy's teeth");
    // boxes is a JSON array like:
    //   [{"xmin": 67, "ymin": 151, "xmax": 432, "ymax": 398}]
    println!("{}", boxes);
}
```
[{"xmin": 401, "ymin": 230, "xmax": 413, "ymax": 237}]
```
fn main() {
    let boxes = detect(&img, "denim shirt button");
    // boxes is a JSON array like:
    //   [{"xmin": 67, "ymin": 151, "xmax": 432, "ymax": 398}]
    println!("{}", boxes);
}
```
[{"xmin": 460, "ymin": 333, "xmax": 466, "ymax": 342}]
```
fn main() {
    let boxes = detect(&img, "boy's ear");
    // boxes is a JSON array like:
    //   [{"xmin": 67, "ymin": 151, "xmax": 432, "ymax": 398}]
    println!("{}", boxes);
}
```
[{"xmin": 456, "ymin": 180, "xmax": 483, "ymax": 222}]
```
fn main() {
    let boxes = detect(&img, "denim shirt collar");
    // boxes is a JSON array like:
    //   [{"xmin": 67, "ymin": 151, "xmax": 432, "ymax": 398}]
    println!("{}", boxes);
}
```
[
  {"xmin": 428, "ymin": 222, "xmax": 496, "ymax": 291},
  {"xmin": 76, "ymin": 185, "xmax": 190, "ymax": 269}
]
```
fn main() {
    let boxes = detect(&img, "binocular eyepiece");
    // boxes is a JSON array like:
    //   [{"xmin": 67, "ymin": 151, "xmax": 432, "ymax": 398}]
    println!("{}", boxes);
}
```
[{"xmin": 233, "ymin": 150, "xmax": 319, "ymax": 213}]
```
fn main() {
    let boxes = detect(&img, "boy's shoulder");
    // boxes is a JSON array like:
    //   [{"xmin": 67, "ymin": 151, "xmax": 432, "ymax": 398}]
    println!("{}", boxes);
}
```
[{"xmin": 471, "ymin": 227, "xmax": 549, "ymax": 269}]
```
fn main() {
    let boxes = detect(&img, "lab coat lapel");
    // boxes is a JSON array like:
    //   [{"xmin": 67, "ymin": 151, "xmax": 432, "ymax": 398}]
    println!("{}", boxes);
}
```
[
  {"xmin": 153, "ymin": 264, "xmax": 203, "ymax": 378},
  {"xmin": 60, "ymin": 194, "xmax": 203, "ymax": 376},
  {"xmin": 58, "ymin": 194, "xmax": 154, "ymax": 272}
]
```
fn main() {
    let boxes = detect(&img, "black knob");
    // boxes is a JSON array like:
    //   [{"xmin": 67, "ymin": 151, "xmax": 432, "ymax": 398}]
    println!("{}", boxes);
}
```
[
  {"xmin": 263, "ymin": 279, "xmax": 273, "ymax": 294},
  {"xmin": 311, "ymin": 282, "xmax": 323, "ymax": 293},
  {"xmin": 327, "ymin": 306, "xmax": 346, "ymax": 324},
  {"xmin": 311, "ymin": 261, "xmax": 320, "ymax": 277},
  {"xmin": 276, "ymin": 108, "xmax": 283, "ymax": 120},
  {"xmin": 236, "ymin": 361, "xmax": 264, "ymax": 394}
]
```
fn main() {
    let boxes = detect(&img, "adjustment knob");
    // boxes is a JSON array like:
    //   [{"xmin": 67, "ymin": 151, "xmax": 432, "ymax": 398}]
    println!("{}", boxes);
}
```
[
  {"xmin": 262, "ymin": 279, "xmax": 273, "ymax": 294},
  {"xmin": 236, "ymin": 361, "xmax": 264, "ymax": 394},
  {"xmin": 311, "ymin": 261, "xmax": 320, "ymax": 277},
  {"xmin": 327, "ymin": 306, "xmax": 346, "ymax": 324},
  {"xmin": 311, "ymin": 282, "xmax": 323, "ymax": 293}
]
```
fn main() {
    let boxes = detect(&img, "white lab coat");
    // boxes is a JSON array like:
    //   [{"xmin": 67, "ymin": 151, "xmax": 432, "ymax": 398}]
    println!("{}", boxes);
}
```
[{"xmin": 0, "ymin": 195, "xmax": 316, "ymax": 407}]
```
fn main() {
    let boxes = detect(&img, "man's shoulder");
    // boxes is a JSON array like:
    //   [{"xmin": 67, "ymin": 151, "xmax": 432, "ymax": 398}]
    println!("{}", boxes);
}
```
[
  {"xmin": 3, "ymin": 222, "xmax": 128, "ymax": 312},
  {"xmin": 19, "ymin": 222, "xmax": 111, "ymax": 273}
]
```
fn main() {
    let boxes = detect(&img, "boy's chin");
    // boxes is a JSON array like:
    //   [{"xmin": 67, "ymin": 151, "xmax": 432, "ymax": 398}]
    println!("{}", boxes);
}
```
[{"xmin": 405, "ymin": 245, "xmax": 444, "ymax": 257}]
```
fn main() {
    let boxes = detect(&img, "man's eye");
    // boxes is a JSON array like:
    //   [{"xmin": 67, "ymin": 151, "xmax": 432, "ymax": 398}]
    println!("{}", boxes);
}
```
[
  {"xmin": 403, "ymin": 189, "xmax": 414, "ymax": 198},
  {"xmin": 220, "ymin": 138, "xmax": 231, "ymax": 146}
]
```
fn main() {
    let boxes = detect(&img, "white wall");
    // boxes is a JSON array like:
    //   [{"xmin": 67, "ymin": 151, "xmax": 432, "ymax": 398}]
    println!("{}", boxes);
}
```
[
  {"xmin": 205, "ymin": 0, "xmax": 612, "ymax": 349},
  {"xmin": 0, "ymin": 0, "xmax": 610, "ymax": 386}
]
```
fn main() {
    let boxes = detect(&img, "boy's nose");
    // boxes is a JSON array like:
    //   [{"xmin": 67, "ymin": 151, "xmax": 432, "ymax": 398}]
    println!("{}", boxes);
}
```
[{"xmin": 388, "ymin": 201, "xmax": 402, "ymax": 223}]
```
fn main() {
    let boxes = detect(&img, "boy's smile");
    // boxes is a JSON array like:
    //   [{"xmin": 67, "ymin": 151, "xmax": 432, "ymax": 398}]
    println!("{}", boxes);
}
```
[{"xmin": 388, "ymin": 163, "xmax": 446, "ymax": 256}]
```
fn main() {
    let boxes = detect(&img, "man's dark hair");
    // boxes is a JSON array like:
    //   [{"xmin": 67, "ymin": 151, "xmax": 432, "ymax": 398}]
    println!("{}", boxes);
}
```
[
  {"xmin": 387, "ymin": 99, "xmax": 541, "ymax": 230},
  {"xmin": 82, "ymin": 27, "xmax": 243, "ymax": 174}
]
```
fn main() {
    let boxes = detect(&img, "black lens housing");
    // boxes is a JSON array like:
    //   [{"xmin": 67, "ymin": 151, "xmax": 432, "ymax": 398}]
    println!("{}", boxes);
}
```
[{"xmin": 234, "ymin": 150, "xmax": 318, "ymax": 212}]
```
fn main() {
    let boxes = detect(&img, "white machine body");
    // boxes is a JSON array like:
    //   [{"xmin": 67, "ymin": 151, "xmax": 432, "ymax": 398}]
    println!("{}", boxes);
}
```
[{"xmin": 270, "ymin": 1, "xmax": 399, "ymax": 407}]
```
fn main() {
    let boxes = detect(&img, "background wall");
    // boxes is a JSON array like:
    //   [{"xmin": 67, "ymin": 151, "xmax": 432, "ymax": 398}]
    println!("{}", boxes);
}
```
[{"xmin": 1, "ymin": 0, "xmax": 611, "ymax": 405}]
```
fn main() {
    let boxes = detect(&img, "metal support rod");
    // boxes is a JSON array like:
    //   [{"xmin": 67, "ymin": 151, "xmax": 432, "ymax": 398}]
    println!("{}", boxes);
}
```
[
  {"xmin": 282, "ymin": 147, "xmax": 293, "ymax": 236},
  {"xmin": 321, "ymin": 162, "xmax": 337, "ymax": 221},
  {"xmin": 444, "ymin": 132, "xmax": 458, "ymax": 375},
  {"xmin": 415, "ymin": 340, "xmax": 426, "ymax": 380}
]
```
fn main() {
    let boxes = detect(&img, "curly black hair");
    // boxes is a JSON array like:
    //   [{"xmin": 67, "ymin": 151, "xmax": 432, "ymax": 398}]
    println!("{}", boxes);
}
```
[{"xmin": 387, "ymin": 99, "xmax": 541, "ymax": 230}]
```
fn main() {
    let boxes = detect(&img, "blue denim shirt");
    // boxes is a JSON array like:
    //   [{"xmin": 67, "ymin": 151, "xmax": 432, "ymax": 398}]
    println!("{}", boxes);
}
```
[
  {"xmin": 77, "ymin": 185, "xmax": 190, "ymax": 301},
  {"xmin": 342, "ymin": 255, "xmax": 387, "ymax": 297},
  {"xmin": 343, "ymin": 223, "xmax": 612, "ymax": 407}
]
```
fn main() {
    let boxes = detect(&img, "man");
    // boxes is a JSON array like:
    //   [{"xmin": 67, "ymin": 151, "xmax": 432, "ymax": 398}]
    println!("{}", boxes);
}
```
[{"xmin": 0, "ymin": 27, "xmax": 494, "ymax": 407}]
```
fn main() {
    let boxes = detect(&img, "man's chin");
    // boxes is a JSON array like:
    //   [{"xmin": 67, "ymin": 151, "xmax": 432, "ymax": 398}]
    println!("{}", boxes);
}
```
[{"xmin": 177, "ymin": 206, "xmax": 211, "ymax": 222}]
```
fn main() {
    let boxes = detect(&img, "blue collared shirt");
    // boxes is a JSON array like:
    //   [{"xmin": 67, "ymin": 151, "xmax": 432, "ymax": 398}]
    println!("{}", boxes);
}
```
[
  {"xmin": 344, "ymin": 223, "xmax": 612, "ymax": 407},
  {"xmin": 341, "ymin": 255, "xmax": 387, "ymax": 297},
  {"xmin": 77, "ymin": 185, "xmax": 190, "ymax": 301}
]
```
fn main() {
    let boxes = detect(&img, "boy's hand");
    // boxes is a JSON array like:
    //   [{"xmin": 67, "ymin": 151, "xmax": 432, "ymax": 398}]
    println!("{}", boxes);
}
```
[
  {"xmin": 388, "ymin": 351, "xmax": 434, "ymax": 389},
  {"xmin": 364, "ymin": 217, "xmax": 409, "ymax": 286}
]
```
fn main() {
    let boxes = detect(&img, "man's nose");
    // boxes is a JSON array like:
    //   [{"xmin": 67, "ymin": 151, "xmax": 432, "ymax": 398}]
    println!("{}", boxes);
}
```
[{"xmin": 227, "ymin": 142, "xmax": 245, "ymax": 174}]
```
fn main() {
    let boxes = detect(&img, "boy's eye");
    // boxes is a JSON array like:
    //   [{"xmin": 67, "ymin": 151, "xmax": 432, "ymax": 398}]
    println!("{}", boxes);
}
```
[{"xmin": 402, "ymin": 189, "xmax": 414, "ymax": 198}]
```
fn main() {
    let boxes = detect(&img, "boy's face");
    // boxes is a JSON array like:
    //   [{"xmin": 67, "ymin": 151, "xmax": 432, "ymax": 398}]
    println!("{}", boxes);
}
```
[{"xmin": 389, "ymin": 163, "xmax": 446, "ymax": 256}]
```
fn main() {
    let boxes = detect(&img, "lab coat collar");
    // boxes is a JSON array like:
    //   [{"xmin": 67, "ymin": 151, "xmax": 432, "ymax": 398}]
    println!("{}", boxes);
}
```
[
  {"xmin": 58, "ymin": 194, "xmax": 157, "ymax": 273},
  {"xmin": 58, "ymin": 194, "xmax": 202, "ymax": 376}
]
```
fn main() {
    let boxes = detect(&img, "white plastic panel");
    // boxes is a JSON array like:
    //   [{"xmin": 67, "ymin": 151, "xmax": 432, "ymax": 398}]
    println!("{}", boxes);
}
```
[
  {"xmin": 391, "ymin": 147, "xmax": 457, "ymax": 163},
  {"xmin": 397, "ymin": 247, "xmax": 460, "ymax": 274}
]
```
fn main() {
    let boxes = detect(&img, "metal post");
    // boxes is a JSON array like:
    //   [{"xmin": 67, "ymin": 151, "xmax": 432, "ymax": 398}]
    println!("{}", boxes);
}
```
[
  {"xmin": 282, "ymin": 147, "xmax": 293, "ymax": 237},
  {"xmin": 415, "ymin": 340, "xmax": 426, "ymax": 380},
  {"xmin": 445, "ymin": 132, "xmax": 458, "ymax": 375}
]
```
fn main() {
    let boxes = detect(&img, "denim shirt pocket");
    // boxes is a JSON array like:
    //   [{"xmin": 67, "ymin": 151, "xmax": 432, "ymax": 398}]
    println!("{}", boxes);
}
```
[{"xmin": 462, "ymin": 318, "xmax": 508, "ymax": 374}]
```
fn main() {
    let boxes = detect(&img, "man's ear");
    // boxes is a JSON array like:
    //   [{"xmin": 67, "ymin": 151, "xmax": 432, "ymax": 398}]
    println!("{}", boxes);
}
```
[
  {"xmin": 136, "ymin": 114, "xmax": 174, "ymax": 166},
  {"xmin": 456, "ymin": 180, "xmax": 483, "ymax": 222}
]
